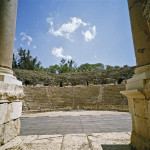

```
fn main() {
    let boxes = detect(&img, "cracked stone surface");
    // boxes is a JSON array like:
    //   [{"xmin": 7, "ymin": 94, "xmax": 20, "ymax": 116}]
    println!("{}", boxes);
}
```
[{"xmin": 0, "ymin": 132, "xmax": 131, "ymax": 150}]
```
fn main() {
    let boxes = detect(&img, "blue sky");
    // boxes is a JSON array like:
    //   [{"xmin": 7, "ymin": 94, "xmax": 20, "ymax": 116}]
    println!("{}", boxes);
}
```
[{"xmin": 14, "ymin": 0, "xmax": 136, "ymax": 68}]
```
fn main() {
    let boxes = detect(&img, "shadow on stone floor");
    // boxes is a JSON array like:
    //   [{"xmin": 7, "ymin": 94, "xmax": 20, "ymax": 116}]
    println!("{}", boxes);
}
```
[{"xmin": 101, "ymin": 144, "xmax": 133, "ymax": 150}]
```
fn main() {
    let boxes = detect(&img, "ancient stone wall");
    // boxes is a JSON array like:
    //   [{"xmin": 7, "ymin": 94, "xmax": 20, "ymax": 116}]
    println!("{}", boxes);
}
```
[{"xmin": 23, "ymin": 84, "xmax": 128, "ymax": 113}]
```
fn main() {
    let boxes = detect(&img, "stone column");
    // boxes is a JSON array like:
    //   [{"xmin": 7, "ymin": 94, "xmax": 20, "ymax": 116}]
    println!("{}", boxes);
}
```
[
  {"xmin": 128, "ymin": 0, "xmax": 150, "ymax": 67},
  {"xmin": 0, "ymin": 0, "xmax": 18, "ymax": 72},
  {"xmin": 0, "ymin": 0, "xmax": 24, "ymax": 146},
  {"xmin": 121, "ymin": 0, "xmax": 150, "ymax": 149}
]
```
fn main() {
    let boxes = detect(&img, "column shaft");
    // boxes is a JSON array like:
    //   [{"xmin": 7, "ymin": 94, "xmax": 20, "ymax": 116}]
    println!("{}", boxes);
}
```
[
  {"xmin": 128, "ymin": 0, "xmax": 150, "ymax": 67},
  {"xmin": 0, "ymin": 0, "xmax": 18, "ymax": 69}
]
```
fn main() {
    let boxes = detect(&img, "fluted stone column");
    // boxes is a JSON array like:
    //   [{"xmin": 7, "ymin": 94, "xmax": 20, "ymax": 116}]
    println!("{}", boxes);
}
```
[
  {"xmin": 121, "ymin": 0, "xmax": 150, "ymax": 149},
  {"xmin": 0, "ymin": 0, "xmax": 24, "ymax": 146}
]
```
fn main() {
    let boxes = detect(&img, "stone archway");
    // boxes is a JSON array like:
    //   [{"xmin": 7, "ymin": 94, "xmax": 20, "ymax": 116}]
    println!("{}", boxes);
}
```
[{"xmin": 0, "ymin": 0, "xmax": 150, "ymax": 149}]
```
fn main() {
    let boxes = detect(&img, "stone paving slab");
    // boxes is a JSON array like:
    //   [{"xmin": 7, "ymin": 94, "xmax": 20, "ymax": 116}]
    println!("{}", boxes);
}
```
[
  {"xmin": 20, "ymin": 111, "xmax": 132, "ymax": 135},
  {"xmin": 0, "ymin": 132, "xmax": 131, "ymax": 150},
  {"xmin": 0, "ymin": 111, "xmax": 132, "ymax": 150}
]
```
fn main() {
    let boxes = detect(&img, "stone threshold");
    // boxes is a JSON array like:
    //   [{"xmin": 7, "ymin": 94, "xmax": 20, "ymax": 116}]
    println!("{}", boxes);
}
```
[{"xmin": 0, "ymin": 132, "xmax": 131, "ymax": 150}]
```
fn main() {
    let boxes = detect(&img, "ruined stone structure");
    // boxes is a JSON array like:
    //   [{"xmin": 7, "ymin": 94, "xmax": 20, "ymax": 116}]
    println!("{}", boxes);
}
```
[
  {"xmin": 0, "ymin": 0, "xmax": 24, "ymax": 146},
  {"xmin": 0, "ymin": 0, "xmax": 150, "ymax": 149},
  {"xmin": 23, "ymin": 84, "xmax": 127, "ymax": 113},
  {"xmin": 120, "ymin": 0, "xmax": 150, "ymax": 149}
]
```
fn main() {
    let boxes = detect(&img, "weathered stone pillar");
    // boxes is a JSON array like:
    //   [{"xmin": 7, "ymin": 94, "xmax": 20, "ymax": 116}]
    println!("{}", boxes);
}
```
[
  {"xmin": 0, "ymin": 0, "xmax": 24, "ymax": 146},
  {"xmin": 0, "ymin": 0, "xmax": 18, "ymax": 70},
  {"xmin": 128, "ymin": 0, "xmax": 150, "ymax": 67},
  {"xmin": 121, "ymin": 0, "xmax": 150, "ymax": 149}
]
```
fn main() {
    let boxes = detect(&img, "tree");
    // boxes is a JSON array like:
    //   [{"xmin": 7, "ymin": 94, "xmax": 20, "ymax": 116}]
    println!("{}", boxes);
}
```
[
  {"xmin": 78, "ymin": 63, "xmax": 92, "ymax": 72},
  {"xmin": 49, "ymin": 65, "xmax": 59, "ymax": 73},
  {"xmin": 12, "ymin": 54, "xmax": 18, "ymax": 68},
  {"xmin": 13, "ymin": 48, "xmax": 41, "ymax": 70},
  {"xmin": 91, "ymin": 63, "xmax": 104, "ymax": 71},
  {"xmin": 114, "ymin": 66, "xmax": 120, "ymax": 70},
  {"xmin": 60, "ymin": 58, "xmax": 66, "ymax": 67},
  {"xmin": 57, "ymin": 58, "xmax": 77, "ymax": 73},
  {"xmin": 105, "ymin": 65, "xmax": 114, "ymax": 70},
  {"xmin": 68, "ymin": 60, "xmax": 74, "ymax": 67}
]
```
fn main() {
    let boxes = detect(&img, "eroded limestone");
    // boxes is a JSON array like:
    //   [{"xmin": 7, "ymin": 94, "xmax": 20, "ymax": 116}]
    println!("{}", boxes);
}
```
[
  {"xmin": 0, "ymin": 132, "xmax": 131, "ymax": 150},
  {"xmin": 0, "ymin": 119, "xmax": 20, "ymax": 146},
  {"xmin": 0, "ymin": 102, "xmax": 22, "ymax": 125},
  {"xmin": 121, "ymin": 64, "xmax": 150, "ymax": 149}
]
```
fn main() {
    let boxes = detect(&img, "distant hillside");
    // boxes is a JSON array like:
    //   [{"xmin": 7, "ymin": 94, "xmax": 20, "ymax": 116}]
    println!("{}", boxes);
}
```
[{"xmin": 13, "ymin": 66, "xmax": 135, "ymax": 86}]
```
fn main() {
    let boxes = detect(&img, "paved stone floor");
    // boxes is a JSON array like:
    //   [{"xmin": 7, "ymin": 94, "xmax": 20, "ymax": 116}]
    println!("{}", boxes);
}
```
[
  {"xmin": 20, "ymin": 111, "xmax": 132, "ymax": 135},
  {"xmin": 0, "ymin": 111, "xmax": 133, "ymax": 150}
]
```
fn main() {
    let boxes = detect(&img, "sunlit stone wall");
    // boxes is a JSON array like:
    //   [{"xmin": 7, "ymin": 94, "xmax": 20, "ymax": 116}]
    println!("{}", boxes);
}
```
[{"xmin": 23, "ymin": 84, "xmax": 127, "ymax": 113}]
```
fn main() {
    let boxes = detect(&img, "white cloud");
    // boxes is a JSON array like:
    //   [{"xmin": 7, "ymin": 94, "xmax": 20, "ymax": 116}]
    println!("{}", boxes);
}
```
[
  {"xmin": 47, "ymin": 17, "xmax": 54, "ymax": 26},
  {"xmin": 82, "ymin": 26, "xmax": 96, "ymax": 42},
  {"xmin": 52, "ymin": 47, "xmax": 72, "ymax": 60},
  {"xmin": 33, "ymin": 45, "xmax": 37, "ymax": 49},
  {"xmin": 47, "ymin": 17, "xmax": 88, "ymax": 40},
  {"xmin": 20, "ymin": 32, "xmax": 32, "ymax": 46}
]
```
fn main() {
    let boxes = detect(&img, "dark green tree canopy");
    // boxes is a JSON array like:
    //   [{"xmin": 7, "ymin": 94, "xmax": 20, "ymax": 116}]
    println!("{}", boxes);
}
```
[
  {"xmin": 13, "ymin": 48, "xmax": 41, "ymax": 70},
  {"xmin": 13, "ymin": 48, "xmax": 127, "ymax": 74}
]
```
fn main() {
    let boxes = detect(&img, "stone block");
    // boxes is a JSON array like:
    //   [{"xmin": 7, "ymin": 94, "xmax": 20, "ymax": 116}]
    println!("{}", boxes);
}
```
[
  {"xmin": 0, "ymin": 82, "xmax": 24, "ymax": 101},
  {"xmin": 131, "ymin": 131, "xmax": 150, "ymax": 150},
  {"xmin": 134, "ymin": 116, "xmax": 150, "ymax": 139},
  {"xmin": 0, "ymin": 119, "xmax": 20, "ymax": 146},
  {"xmin": 0, "ymin": 101, "xmax": 22, "ymax": 125},
  {"xmin": 126, "ymin": 79, "xmax": 145, "ymax": 90},
  {"xmin": 129, "ymin": 71, "xmax": 150, "ymax": 82},
  {"xmin": 128, "ymin": 98, "xmax": 134, "ymax": 115},
  {"xmin": 133, "ymin": 99, "xmax": 148, "ymax": 119},
  {"xmin": 0, "ymin": 73, "xmax": 22, "ymax": 86},
  {"xmin": 0, "ymin": 73, "xmax": 24, "ymax": 102},
  {"xmin": 120, "ymin": 89, "xmax": 145, "ymax": 99},
  {"xmin": 62, "ymin": 134, "xmax": 90, "ymax": 150},
  {"xmin": 148, "ymin": 101, "xmax": 150, "ymax": 118},
  {"xmin": 143, "ymin": 89, "xmax": 150, "ymax": 100},
  {"xmin": 131, "ymin": 115, "xmax": 136, "ymax": 132},
  {"xmin": 135, "ymin": 65, "xmax": 150, "ymax": 74}
]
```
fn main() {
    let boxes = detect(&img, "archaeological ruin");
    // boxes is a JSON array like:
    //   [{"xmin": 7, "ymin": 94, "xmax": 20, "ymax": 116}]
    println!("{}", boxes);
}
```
[
  {"xmin": 0, "ymin": 0, "xmax": 24, "ymax": 146},
  {"xmin": 0, "ymin": 0, "xmax": 150, "ymax": 149},
  {"xmin": 23, "ymin": 84, "xmax": 128, "ymax": 113}
]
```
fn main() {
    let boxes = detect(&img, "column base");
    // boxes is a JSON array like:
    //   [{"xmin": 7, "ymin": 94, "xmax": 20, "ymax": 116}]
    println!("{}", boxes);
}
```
[
  {"xmin": 121, "ymin": 64, "xmax": 150, "ymax": 150},
  {"xmin": 0, "ymin": 68, "xmax": 24, "ymax": 146},
  {"xmin": 0, "ymin": 68, "xmax": 22, "ymax": 86},
  {"xmin": 0, "ymin": 67, "xmax": 13, "ymax": 75}
]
